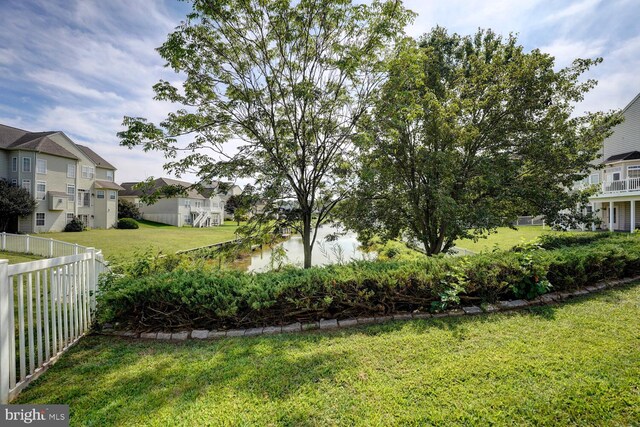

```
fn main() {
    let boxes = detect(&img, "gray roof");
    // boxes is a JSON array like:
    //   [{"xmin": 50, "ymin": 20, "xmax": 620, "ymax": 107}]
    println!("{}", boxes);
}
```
[
  {"xmin": 0, "ymin": 124, "xmax": 78, "ymax": 160},
  {"xmin": 76, "ymin": 144, "xmax": 116, "ymax": 170},
  {"xmin": 603, "ymin": 151, "xmax": 640, "ymax": 164},
  {"xmin": 119, "ymin": 178, "xmax": 205, "ymax": 199},
  {"xmin": 95, "ymin": 180, "xmax": 124, "ymax": 190}
]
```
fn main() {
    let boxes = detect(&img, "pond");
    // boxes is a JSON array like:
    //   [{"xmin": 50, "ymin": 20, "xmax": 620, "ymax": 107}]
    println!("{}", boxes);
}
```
[{"xmin": 246, "ymin": 225, "xmax": 375, "ymax": 272}]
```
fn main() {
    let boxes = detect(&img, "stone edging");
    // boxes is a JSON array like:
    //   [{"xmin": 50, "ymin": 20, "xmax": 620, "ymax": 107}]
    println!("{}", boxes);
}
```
[{"xmin": 99, "ymin": 276, "xmax": 640, "ymax": 342}]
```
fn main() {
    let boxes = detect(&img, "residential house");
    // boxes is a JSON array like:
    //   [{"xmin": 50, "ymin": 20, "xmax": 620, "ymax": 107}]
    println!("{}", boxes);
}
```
[
  {"xmin": 119, "ymin": 178, "xmax": 226, "ymax": 227},
  {"xmin": 0, "ymin": 123, "xmax": 122, "ymax": 232},
  {"xmin": 201, "ymin": 181, "xmax": 243, "ymax": 220},
  {"xmin": 585, "ymin": 92, "xmax": 640, "ymax": 231}
]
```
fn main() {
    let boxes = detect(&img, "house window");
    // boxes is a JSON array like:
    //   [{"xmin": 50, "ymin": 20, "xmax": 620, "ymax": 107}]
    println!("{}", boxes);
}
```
[
  {"xmin": 96, "ymin": 190, "xmax": 105, "ymax": 199},
  {"xmin": 81, "ymin": 165, "xmax": 94, "ymax": 179},
  {"xmin": 23, "ymin": 157, "xmax": 31, "ymax": 172},
  {"xmin": 589, "ymin": 174, "xmax": 599, "ymax": 184},
  {"xmin": 185, "ymin": 200, "xmax": 191, "ymax": 207},
  {"xmin": 66, "ymin": 213, "xmax": 74, "ymax": 224},
  {"xmin": 628, "ymin": 165, "xmax": 640, "ymax": 179},
  {"xmin": 67, "ymin": 184, "xmax": 76, "ymax": 202},
  {"xmin": 36, "ymin": 181, "xmax": 46, "ymax": 200},
  {"xmin": 11, "ymin": 157, "xmax": 17, "ymax": 172},
  {"xmin": 77, "ymin": 190, "xmax": 90, "ymax": 207},
  {"xmin": 22, "ymin": 179, "xmax": 31, "ymax": 193},
  {"xmin": 36, "ymin": 159, "xmax": 47, "ymax": 174},
  {"xmin": 106, "ymin": 170, "xmax": 114, "ymax": 181},
  {"xmin": 36, "ymin": 213, "xmax": 45, "ymax": 226},
  {"xmin": 109, "ymin": 191, "xmax": 116, "ymax": 200},
  {"xmin": 67, "ymin": 164, "xmax": 76, "ymax": 178}
]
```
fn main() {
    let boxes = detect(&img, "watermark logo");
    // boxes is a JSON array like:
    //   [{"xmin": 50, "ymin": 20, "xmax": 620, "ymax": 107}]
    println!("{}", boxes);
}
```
[{"xmin": 1, "ymin": 405, "xmax": 68, "ymax": 426}]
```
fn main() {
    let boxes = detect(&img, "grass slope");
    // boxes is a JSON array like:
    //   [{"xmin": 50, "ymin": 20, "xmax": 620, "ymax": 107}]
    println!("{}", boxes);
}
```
[
  {"xmin": 0, "ymin": 251, "xmax": 42, "ymax": 264},
  {"xmin": 39, "ymin": 220, "xmax": 240, "ymax": 261},
  {"xmin": 455, "ymin": 226, "xmax": 563, "ymax": 253},
  {"xmin": 16, "ymin": 285, "xmax": 640, "ymax": 426}
]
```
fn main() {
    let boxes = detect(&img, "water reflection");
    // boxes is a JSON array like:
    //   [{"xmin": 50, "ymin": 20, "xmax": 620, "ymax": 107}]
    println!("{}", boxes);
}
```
[{"xmin": 246, "ymin": 225, "xmax": 375, "ymax": 272}]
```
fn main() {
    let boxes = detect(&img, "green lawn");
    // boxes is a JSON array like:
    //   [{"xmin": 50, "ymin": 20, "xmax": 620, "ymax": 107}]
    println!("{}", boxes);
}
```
[
  {"xmin": 16, "ymin": 285, "xmax": 640, "ymax": 426},
  {"xmin": 455, "ymin": 225, "xmax": 564, "ymax": 253},
  {"xmin": 0, "ymin": 251, "xmax": 42, "ymax": 264},
  {"xmin": 38, "ymin": 220, "xmax": 240, "ymax": 261}
]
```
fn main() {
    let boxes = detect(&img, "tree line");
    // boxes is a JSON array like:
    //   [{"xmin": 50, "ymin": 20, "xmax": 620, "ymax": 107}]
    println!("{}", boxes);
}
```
[{"xmin": 119, "ymin": 0, "xmax": 622, "ymax": 268}]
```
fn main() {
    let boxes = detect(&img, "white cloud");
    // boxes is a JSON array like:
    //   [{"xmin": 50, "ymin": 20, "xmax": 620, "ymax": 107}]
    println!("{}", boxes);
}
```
[{"xmin": 543, "ymin": 0, "xmax": 601, "ymax": 22}]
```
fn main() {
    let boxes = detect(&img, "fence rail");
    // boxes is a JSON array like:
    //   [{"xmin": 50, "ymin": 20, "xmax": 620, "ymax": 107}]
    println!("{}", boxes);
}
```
[{"xmin": 0, "ymin": 233, "xmax": 107, "ymax": 403}]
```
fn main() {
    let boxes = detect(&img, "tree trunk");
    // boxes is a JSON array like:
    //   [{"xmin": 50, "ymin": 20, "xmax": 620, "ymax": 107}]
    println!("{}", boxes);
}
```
[{"xmin": 302, "ymin": 212, "xmax": 313, "ymax": 269}]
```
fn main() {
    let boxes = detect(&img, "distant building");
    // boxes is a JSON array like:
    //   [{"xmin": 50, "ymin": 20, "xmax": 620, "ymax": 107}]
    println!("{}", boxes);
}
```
[
  {"xmin": 0, "ymin": 123, "xmax": 122, "ymax": 232},
  {"xmin": 119, "ymin": 177, "xmax": 228, "ymax": 227},
  {"xmin": 584, "ymin": 92, "xmax": 640, "ymax": 231}
]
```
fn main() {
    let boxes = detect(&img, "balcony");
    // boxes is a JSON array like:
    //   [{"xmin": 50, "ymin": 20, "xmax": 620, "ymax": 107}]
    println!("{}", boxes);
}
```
[{"xmin": 600, "ymin": 177, "xmax": 640, "ymax": 195}]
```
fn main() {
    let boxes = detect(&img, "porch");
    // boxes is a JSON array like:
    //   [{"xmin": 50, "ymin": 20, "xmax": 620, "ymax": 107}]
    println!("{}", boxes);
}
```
[{"xmin": 590, "ymin": 198, "xmax": 640, "ymax": 232}]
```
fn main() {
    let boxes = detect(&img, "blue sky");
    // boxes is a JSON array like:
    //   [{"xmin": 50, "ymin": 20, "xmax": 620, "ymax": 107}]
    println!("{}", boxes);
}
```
[{"xmin": 1, "ymin": 0, "xmax": 639, "ymax": 183}]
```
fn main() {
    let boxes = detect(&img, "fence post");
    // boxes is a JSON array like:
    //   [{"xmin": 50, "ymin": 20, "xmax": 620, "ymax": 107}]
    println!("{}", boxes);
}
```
[
  {"xmin": 74, "ymin": 244, "xmax": 79, "ymax": 255},
  {"xmin": 0, "ymin": 260, "xmax": 9, "ymax": 404},
  {"xmin": 26, "ymin": 235, "xmax": 30, "ymax": 253},
  {"xmin": 49, "ymin": 239, "xmax": 54, "ymax": 258},
  {"xmin": 1, "ymin": 233, "xmax": 5, "ymax": 251},
  {"xmin": 87, "ymin": 248, "xmax": 96, "ymax": 312}
]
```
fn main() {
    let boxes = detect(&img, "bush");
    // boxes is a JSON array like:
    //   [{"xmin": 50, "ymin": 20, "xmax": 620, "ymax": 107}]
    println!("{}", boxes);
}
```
[
  {"xmin": 118, "ymin": 199, "xmax": 141, "ymax": 220},
  {"xmin": 117, "ymin": 218, "xmax": 139, "ymax": 229},
  {"xmin": 95, "ymin": 233, "xmax": 640, "ymax": 331},
  {"xmin": 64, "ymin": 217, "xmax": 84, "ymax": 232}
]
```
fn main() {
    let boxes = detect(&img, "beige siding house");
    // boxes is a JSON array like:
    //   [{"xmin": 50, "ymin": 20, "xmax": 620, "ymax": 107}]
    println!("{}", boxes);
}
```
[
  {"xmin": 119, "ymin": 178, "xmax": 226, "ymax": 227},
  {"xmin": 0, "ymin": 124, "xmax": 122, "ymax": 232},
  {"xmin": 586, "ymin": 92, "xmax": 640, "ymax": 231}
]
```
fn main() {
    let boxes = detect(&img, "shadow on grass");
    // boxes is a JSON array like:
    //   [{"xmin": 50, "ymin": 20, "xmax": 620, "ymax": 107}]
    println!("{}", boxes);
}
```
[
  {"xmin": 16, "ymin": 332, "xmax": 356, "ymax": 425},
  {"xmin": 15, "ymin": 284, "xmax": 636, "ymax": 425}
]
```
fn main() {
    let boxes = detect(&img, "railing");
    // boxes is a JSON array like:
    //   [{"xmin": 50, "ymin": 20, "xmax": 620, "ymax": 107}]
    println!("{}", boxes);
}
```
[
  {"xmin": 1, "ymin": 233, "xmax": 87, "ymax": 258},
  {"xmin": 601, "ymin": 178, "xmax": 640, "ymax": 194},
  {"xmin": 0, "ymin": 234, "xmax": 107, "ymax": 403}
]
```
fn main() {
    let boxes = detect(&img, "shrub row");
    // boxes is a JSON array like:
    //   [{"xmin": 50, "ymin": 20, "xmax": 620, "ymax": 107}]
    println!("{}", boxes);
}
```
[{"xmin": 95, "ymin": 234, "xmax": 640, "ymax": 331}]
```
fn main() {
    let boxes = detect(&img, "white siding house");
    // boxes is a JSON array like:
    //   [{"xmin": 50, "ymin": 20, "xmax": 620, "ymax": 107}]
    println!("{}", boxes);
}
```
[
  {"xmin": 586, "ymin": 92, "xmax": 640, "ymax": 231},
  {"xmin": 119, "ymin": 178, "xmax": 227, "ymax": 227},
  {"xmin": 0, "ymin": 123, "xmax": 122, "ymax": 232}
]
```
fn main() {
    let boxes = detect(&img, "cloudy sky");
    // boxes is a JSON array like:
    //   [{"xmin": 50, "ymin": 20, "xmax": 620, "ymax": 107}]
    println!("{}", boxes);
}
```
[{"xmin": 1, "ymin": 0, "xmax": 639, "ymax": 183}]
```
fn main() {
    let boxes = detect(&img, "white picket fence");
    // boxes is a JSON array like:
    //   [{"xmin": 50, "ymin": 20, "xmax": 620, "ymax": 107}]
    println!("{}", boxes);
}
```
[{"xmin": 0, "ymin": 233, "xmax": 108, "ymax": 403}]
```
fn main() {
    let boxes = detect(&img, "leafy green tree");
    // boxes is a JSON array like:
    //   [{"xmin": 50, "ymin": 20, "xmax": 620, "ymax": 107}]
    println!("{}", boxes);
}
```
[
  {"xmin": 118, "ymin": 0, "xmax": 412, "ymax": 268},
  {"xmin": 118, "ymin": 198, "xmax": 141, "ymax": 220},
  {"xmin": 341, "ymin": 28, "xmax": 622, "ymax": 255},
  {"xmin": 0, "ymin": 179, "xmax": 37, "ymax": 232}
]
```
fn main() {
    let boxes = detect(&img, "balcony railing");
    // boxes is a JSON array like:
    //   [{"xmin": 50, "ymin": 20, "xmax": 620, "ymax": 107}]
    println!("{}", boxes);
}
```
[{"xmin": 601, "ymin": 177, "xmax": 640, "ymax": 194}]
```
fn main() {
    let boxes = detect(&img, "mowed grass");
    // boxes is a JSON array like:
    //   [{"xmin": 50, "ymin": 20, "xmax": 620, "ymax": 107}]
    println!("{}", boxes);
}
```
[
  {"xmin": 0, "ymin": 251, "xmax": 42, "ymax": 264},
  {"xmin": 456, "ymin": 226, "xmax": 564, "ymax": 252},
  {"xmin": 39, "ymin": 220, "xmax": 240, "ymax": 261},
  {"xmin": 16, "ymin": 285, "xmax": 640, "ymax": 426}
]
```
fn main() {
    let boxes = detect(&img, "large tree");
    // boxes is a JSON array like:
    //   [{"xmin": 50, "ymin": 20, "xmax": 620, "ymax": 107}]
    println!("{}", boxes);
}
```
[
  {"xmin": 118, "ymin": 0, "xmax": 412, "ymax": 267},
  {"xmin": 0, "ymin": 179, "xmax": 37, "ymax": 232},
  {"xmin": 340, "ymin": 28, "xmax": 622, "ymax": 255}
]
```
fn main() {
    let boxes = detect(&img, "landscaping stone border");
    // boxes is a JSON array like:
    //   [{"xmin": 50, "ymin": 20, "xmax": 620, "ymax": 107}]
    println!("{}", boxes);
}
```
[{"xmin": 99, "ymin": 276, "xmax": 640, "ymax": 341}]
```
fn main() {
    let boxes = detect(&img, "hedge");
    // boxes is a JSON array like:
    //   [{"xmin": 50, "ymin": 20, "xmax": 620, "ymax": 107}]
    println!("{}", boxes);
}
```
[{"xmin": 95, "ymin": 234, "xmax": 640, "ymax": 331}]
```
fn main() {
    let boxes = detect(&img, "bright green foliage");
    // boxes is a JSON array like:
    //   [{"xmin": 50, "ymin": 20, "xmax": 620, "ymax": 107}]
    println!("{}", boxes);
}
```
[
  {"xmin": 0, "ymin": 178, "xmax": 37, "ymax": 232},
  {"xmin": 95, "ymin": 234, "xmax": 640, "ymax": 330},
  {"xmin": 17, "ymin": 286, "xmax": 640, "ymax": 426},
  {"xmin": 118, "ymin": 0, "xmax": 414, "ymax": 268},
  {"xmin": 341, "ymin": 27, "xmax": 622, "ymax": 255}
]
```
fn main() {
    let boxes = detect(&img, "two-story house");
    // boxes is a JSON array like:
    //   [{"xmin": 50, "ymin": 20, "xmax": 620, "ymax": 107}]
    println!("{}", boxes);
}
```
[
  {"xmin": 586, "ymin": 92, "xmax": 640, "ymax": 231},
  {"xmin": 0, "ymin": 123, "xmax": 122, "ymax": 233},
  {"xmin": 119, "ymin": 177, "xmax": 226, "ymax": 227}
]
